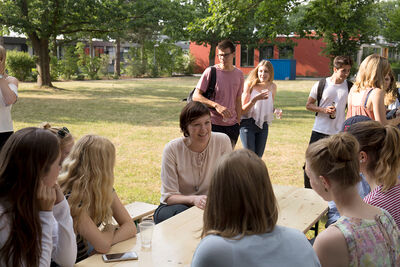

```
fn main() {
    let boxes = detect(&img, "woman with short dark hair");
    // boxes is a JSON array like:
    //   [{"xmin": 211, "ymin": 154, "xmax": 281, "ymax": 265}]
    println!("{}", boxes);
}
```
[
  {"xmin": 192, "ymin": 149, "xmax": 320, "ymax": 267},
  {"xmin": 153, "ymin": 101, "xmax": 232, "ymax": 223}
]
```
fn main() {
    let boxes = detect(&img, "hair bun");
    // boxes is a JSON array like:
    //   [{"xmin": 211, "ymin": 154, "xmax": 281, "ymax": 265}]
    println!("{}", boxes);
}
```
[
  {"xmin": 328, "ymin": 133, "xmax": 358, "ymax": 163},
  {"xmin": 40, "ymin": 122, "xmax": 52, "ymax": 129}
]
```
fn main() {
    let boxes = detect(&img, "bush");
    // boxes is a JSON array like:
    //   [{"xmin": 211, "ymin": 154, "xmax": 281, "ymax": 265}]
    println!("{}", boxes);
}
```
[
  {"xmin": 75, "ymin": 42, "xmax": 101, "ymax": 80},
  {"xmin": 59, "ymin": 46, "xmax": 79, "ymax": 80},
  {"xmin": 6, "ymin": 50, "xmax": 36, "ymax": 81}
]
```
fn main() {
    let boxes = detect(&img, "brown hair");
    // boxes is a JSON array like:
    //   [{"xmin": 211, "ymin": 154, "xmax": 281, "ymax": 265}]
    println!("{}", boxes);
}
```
[
  {"xmin": 245, "ymin": 60, "xmax": 274, "ymax": 90},
  {"xmin": 347, "ymin": 121, "xmax": 400, "ymax": 191},
  {"xmin": 333, "ymin": 55, "xmax": 353, "ymax": 69},
  {"xmin": 179, "ymin": 101, "xmax": 210, "ymax": 137},
  {"xmin": 217, "ymin": 40, "xmax": 235, "ymax": 54},
  {"xmin": 384, "ymin": 70, "xmax": 398, "ymax": 106},
  {"xmin": 0, "ymin": 127, "xmax": 60, "ymax": 267},
  {"xmin": 306, "ymin": 132, "xmax": 361, "ymax": 187},
  {"xmin": 202, "ymin": 149, "xmax": 278, "ymax": 239},
  {"xmin": 354, "ymin": 54, "xmax": 391, "ymax": 93},
  {"xmin": 40, "ymin": 122, "xmax": 73, "ymax": 153}
]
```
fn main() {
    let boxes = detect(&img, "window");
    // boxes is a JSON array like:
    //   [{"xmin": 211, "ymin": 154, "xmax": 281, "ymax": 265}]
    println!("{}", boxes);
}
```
[
  {"xmin": 279, "ymin": 46, "xmax": 294, "ymax": 59},
  {"xmin": 240, "ymin": 45, "xmax": 254, "ymax": 67},
  {"xmin": 259, "ymin": 45, "xmax": 274, "ymax": 60}
]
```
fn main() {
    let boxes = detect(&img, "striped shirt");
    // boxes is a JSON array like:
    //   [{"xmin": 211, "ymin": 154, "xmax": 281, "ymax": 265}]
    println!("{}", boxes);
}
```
[{"xmin": 364, "ymin": 183, "xmax": 400, "ymax": 229}]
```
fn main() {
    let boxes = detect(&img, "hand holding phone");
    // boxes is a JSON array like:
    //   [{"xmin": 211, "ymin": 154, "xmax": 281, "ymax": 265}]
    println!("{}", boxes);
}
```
[{"xmin": 102, "ymin": 251, "xmax": 138, "ymax": 262}]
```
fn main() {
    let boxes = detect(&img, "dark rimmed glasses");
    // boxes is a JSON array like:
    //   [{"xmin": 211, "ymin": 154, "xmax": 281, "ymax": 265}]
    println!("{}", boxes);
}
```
[
  {"xmin": 217, "ymin": 52, "xmax": 233, "ymax": 58},
  {"xmin": 57, "ymin": 127, "xmax": 70, "ymax": 138}
]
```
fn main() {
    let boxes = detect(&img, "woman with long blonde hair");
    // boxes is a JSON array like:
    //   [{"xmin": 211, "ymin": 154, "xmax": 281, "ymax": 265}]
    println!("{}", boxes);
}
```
[
  {"xmin": 240, "ymin": 60, "xmax": 281, "ymax": 157},
  {"xmin": 347, "ymin": 54, "xmax": 400, "ymax": 125},
  {"xmin": 59, "ymin": 135, "xmax": 136, "ymax": 262},
  {"xmin": 192, "ymin": 149, "xmax": 320, "ymax": 267},
  {"xmin": 0, "ymin": 45, "xmax": 19, "ymax": 149}
]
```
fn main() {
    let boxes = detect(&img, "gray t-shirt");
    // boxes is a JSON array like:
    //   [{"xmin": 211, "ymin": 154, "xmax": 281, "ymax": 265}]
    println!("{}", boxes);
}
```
[{"xmin": 191, "ymin": 225, "xmax": 321, "ymax": 267}]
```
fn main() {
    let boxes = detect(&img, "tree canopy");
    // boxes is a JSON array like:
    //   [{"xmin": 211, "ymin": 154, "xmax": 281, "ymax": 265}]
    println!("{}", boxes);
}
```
[{"xmin": 298, "ymin": 0, "xmax": 379, "ymax": 63}]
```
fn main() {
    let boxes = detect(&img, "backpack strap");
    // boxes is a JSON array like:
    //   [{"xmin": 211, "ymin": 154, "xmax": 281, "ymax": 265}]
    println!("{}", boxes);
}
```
[
  {"xmin": 347, "ymin": 80, "xmax": 353, "ymax": 92},
  {"xmin": 315, "ymin": 78, "xmax": 326, "ymax": 116}
]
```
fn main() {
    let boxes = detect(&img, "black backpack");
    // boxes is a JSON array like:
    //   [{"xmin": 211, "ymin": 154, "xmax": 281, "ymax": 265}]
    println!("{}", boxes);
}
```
[
  {"xmin": 315, "ymin": 78, "xmax": 353, "ymax": 116},
  {"xmin": 184, "ymin": 66, "xmax": 217, "ymax": 102}
]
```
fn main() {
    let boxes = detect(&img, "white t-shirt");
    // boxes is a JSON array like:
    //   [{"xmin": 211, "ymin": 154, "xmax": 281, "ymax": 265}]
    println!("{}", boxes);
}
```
[
  {"xmin": 0, "ymin": 78, "xmax": 18, "ymax": 133},
  {"xmin": 309, "ymin": 78, "xmax": 349, "ymax": 135}
]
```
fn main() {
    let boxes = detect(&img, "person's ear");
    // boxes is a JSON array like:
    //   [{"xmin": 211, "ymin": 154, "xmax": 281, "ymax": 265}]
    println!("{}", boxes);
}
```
[
  {"xmin": 359, "ymin": 151, "xmax": 368, "ymax": 164},
  {"xmin": 319, "ymin": 175, "xmax": 330, "ymax": 192}
]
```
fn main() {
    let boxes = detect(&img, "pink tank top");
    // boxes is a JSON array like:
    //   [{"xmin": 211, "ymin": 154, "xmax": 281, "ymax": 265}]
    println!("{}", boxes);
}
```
[{"xmin": 346, "ymin": 88, "xmax": 375, "ymax": 120}]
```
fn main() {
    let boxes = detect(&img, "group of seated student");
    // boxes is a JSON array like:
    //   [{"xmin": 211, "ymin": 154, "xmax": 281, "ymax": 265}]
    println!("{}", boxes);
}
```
[
  {"xmin": 2, "ymin": 93, "xmax": 400, "ymax": 266},
  {"xmin": 0, "ymin": 124, "xmax": 136, "ymax": 266}
]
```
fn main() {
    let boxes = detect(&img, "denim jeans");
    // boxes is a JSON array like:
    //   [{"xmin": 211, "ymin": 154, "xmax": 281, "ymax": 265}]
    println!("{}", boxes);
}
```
[{"xmin": 239, "ymin": 118, "xmax": 269, "ymax": 157}]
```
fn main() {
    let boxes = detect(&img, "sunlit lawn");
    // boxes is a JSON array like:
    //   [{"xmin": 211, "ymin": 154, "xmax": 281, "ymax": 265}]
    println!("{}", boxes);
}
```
[{"xmin": 13, "ymin": 77, "xmax": 325, "ymax": 235}]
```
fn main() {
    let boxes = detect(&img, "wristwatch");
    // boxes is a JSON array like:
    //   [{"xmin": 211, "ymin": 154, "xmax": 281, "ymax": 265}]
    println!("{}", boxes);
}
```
[{"xmin": 0, "ymin": 74, "xmax": 3, "ymax": 79}]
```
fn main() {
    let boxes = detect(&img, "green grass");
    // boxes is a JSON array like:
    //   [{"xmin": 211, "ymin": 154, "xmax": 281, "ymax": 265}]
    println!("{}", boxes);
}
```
[{"xmin": 12, "ymin": 77, "xmax": 317, "ymax": 204}]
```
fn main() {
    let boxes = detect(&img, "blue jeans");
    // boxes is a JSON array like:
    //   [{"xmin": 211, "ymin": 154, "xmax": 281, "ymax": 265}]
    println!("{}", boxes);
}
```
[{"xmin": 239, "ymin": 118, "xmax": 269, "ymax": 157}]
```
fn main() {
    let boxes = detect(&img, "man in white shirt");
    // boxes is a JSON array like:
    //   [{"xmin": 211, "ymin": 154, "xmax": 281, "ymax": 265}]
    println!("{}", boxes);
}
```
[{"xmin": 304, "ymin": 56, "xmax": 353, "ymax": 188}]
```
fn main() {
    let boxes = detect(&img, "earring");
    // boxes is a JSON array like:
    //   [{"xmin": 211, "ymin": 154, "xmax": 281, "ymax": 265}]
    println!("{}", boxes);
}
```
[{"xmin": 324, "ymin": 188, "xmax": 328, "ymax": 192}]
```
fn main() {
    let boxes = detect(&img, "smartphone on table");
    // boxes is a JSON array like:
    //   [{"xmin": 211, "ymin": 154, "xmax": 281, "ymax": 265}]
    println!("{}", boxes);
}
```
[{"xmin": 102, "ymin": 251, "xmax": 138, "ymax": 262}]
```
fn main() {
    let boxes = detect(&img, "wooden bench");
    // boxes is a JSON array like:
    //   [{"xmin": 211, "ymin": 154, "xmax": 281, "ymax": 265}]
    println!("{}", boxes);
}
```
[
  {"xmin": 124, "ymin": 201, "xmax": 158, "ymax": 222},
  {"xmin": 111, "ymin": 201, "xmax": 158, "ymax": 225}
]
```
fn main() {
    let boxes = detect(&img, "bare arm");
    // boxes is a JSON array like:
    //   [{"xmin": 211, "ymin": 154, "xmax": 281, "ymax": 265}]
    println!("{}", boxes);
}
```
[
  {"xmin": 166, "ymin": 194, "xmax": 207, "ymax": 210},
  {"xmin": 193, "ymin": 88, "xmax": 232, "ymax": 118},
  {"xmin": 0, "ymin": 77, "xmax": 18, "ymax": 106},
  {"xmin": 306, "ymin": 97, "xmax": 335, "ymax": 115},
  {"xmin": 313, "ymin": 226, "xmax": 349, "ymax": 267},
  {"xmin": 371, "ymin": 88, "xmax": 400, "ymax": 126},
  {"xmin": 241, "ymin": 83, "xmax": 268, "ymax": 114},
  {"xmin": 111, "ymin": 191, "xmax": 137, "ymax": 245},
  {"xmin": 235, "ymin": 95, "xmax": 241, "ymax": 124},
  {"xmin": 76, "ymin": 212, "xmax": 117, "ymax": 254}
]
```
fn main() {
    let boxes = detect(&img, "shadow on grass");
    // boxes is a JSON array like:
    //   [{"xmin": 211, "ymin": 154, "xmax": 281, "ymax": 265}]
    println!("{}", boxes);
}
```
[{"xmin": 13, "ymin": 84, "xmax": 313, "ymax": 126}]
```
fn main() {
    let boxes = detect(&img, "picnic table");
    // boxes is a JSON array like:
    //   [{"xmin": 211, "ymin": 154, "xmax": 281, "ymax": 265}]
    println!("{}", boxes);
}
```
[{"xmin": 75, "ymin": 184, "xmax": 328, "ymax": 267}]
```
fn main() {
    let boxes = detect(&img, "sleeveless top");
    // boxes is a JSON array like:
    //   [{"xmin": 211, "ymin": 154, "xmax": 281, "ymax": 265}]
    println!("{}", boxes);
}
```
[
  {"xmin": 334, "ymin": 209, "xmax": 400, "ymax": 266},
  {"xmin": 241, "ymin": 88, "xmax": 274, "ymax": 128},
  {"xmin": 0, "ymin": 77, "xmax": 18, "ymax": 133},
  {"xmin": 346, "ymin": 88, "xmax": 375, "ymax": 120}
]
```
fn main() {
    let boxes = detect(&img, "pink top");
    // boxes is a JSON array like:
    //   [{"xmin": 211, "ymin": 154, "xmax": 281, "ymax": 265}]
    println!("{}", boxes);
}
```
[
  {"xmin": 160, "ymin": 132, "xmax": 232, "ymax": 203},
  {"xmin": 364, "ymin": 183, "xmax": 400, "ymax": 230},
  {"xmin": 196, "ymin": 65, "xmax": 244, "ymax": 126},
  {"xmin": 346, "ymin": 88, "xmax": 375, "ymax": 120}
]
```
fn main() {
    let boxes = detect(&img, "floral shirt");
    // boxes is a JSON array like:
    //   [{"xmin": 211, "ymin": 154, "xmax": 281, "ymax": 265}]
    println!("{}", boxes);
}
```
[{"xmin": 334, "ymin": 209, "xmax": 400, "ymax": 266}]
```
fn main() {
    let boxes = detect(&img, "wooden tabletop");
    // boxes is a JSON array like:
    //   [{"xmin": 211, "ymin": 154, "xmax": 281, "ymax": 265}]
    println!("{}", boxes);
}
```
[{"xmin": 75, "ymin": 185, "xmax": 327, "ymax": 267}]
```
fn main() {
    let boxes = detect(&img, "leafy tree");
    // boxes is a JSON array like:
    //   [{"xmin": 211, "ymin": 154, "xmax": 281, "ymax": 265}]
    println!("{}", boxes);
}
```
[
  {"xmin": 0, "ymin": 0, "xmax": 130, "ymax": 87},
  {"xmin": 381, "ymin": 1, "xmax": 400, "ymax": 47},
  {"xmin": 299, "ymin": 0, "xmax": 379, "ymax": 63},
  {"xmin": 187, "ymin": 0, "xmax": 296, "ymax": 65}
]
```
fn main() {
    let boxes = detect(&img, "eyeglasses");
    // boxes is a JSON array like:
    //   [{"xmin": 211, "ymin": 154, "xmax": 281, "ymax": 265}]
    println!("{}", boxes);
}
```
[
  {"xmin": 217, "ymin": 52, "xmax": 233, "ymax": 58},
  {"xmin": 57, "ymin": 127, "xmax": 70, "ymax": 138}
]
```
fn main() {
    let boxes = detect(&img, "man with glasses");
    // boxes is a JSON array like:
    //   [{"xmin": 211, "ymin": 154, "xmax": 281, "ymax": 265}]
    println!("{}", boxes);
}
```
[{"xmin": 193, "ymin": 40, "xmax": 244, "ymax": 147}]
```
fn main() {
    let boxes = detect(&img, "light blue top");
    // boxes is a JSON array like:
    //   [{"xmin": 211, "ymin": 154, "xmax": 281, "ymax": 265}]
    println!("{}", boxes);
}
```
[{"xmin": 191, "ymin": 225, "xmax": 321, "ymax": 267}]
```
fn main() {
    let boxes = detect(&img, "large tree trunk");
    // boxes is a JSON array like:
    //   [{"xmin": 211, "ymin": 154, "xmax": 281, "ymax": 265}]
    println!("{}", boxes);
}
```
[
  {"xmin": 208, "ymin": 41, "xmax": 217, "ymax": 66},
  {"xmin": 114, "ymin": 38, "xmax": 121, "ymax": 77},
  {"xmin": 30, "ymin": 34, "xmax": 53, "ymax": 87}
]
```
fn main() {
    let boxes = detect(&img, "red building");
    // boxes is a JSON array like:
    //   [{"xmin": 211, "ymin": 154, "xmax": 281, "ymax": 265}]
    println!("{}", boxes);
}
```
[{"xmin": 190, "ymin": 37, "xmax": 331, "ymax": 78}]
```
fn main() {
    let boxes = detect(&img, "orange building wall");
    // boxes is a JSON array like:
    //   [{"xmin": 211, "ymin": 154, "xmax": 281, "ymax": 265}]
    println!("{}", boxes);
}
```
[{"xmin": 189, "ymin": 38, "xmax": 331, "ymax": 77}]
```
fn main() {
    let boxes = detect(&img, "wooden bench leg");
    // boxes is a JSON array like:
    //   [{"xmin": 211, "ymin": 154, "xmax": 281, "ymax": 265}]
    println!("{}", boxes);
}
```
[{"xmin": 311, "ymin": 221, "xmax": 319, "ymax": 237}]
